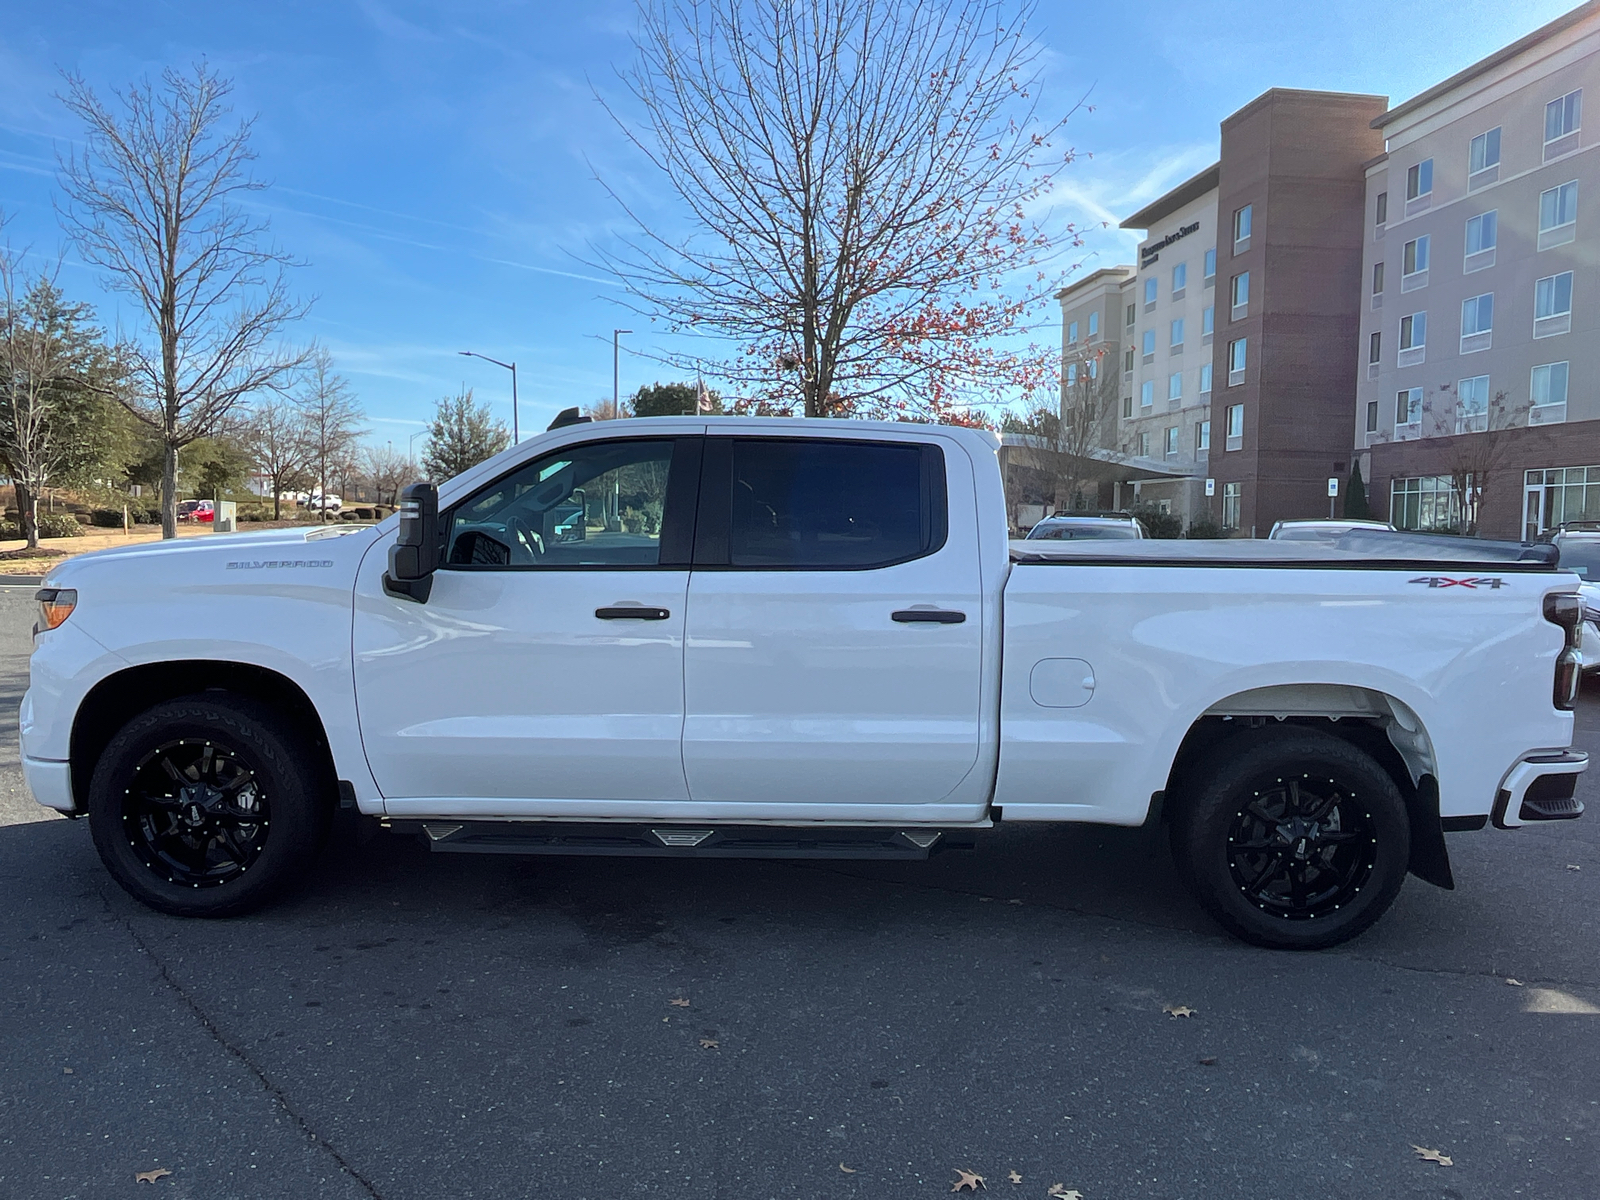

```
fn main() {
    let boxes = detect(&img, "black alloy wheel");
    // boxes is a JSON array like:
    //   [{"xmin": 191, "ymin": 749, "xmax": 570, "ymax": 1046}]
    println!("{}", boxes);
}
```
[
  {"xmin": 1171, "ymin": 726, "xmax": 1411, "ymax": 950},
  {"xmin": 121, "ymin": 738, "xmax": 271, "ymax": 888},
  {"xmin": 89, "ymin": 696, "xmax": 329, "ymax": 917}
]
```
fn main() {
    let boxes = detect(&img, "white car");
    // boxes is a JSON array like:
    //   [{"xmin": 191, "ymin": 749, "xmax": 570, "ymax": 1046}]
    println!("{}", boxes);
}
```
[
  {"xmin": 1268, "ymin": 518, "xmax": 1397, "ymax": 541},
  {"xmin": 1553, "ymin": 532, "xmax": 1600, "ymax": 671},
  {"xmin": 1026, "ymin": 513, "xmax": 1144, "ymax": 540},
  {"xmin": 19, "ymin": 418, "xmax": 1588, "ymax": 950}
]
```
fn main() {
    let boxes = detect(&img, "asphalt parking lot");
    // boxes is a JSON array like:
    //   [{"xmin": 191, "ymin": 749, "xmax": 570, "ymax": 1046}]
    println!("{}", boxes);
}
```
[{"xmin": 0, "ymin": 586, "xmax": 1596, "ymax": 1200}]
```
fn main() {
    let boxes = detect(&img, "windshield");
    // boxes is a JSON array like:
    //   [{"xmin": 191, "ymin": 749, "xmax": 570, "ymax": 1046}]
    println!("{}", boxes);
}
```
[
  {"xmin": 1558, "ymin": 540, "xmax": 1600, "ymax": 579},
  {"xmin": 1027, "ymin": 522, "xmax": 1139, "ymax": 540}
]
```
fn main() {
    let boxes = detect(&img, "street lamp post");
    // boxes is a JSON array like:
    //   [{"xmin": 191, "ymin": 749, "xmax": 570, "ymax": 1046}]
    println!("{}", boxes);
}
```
[
  {"xmin": 613, "ymin": 329, "xmax": 632, "ymax": 416},
  {"xmin": 458, "ymin": 350, "xmax": 520, "ymax": 444},
  {"xmin": 408, "ymin": 429, "xmax": 423, "ymax": 471}
]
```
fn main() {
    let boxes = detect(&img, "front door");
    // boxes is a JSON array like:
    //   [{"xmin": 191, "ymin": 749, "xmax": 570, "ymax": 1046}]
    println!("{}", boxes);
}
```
[
  {"xmin": 680, "ymin": 434, "xmax": 989, "ymax": 823},
  {"xmin": 354, "ymin": 436, "xmax": 699, "ymax": 815},
  {"xmin": 1526, "ymin": 480, "xmax": 1547, "ymax": 541}
]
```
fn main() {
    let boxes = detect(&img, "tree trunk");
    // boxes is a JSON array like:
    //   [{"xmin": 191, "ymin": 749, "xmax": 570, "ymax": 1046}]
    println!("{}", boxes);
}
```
[
  {"xmin": 162, "ymin": 442, "xmax": 179, "ymax": 539},
  {"xmin": 271, "ymin": 473, "xmax": 281, "ymax": 521},
  {"xmin": 14, "ymin": 482, "xmax": 38, "ymax": 550}
]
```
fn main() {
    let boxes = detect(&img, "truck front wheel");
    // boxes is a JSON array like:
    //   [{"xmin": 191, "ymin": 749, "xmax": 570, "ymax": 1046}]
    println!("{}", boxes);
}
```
[
  {"xmin": 1170, "ymin": 727, "xmax": 1411, "ymax": 950},
  {"xmin": 88, "ymin": 696, "xmax": 329, "ymax": 917}
]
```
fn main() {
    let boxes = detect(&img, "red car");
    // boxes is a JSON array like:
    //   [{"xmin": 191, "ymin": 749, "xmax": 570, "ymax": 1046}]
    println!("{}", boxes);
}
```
[{"xmin": 176, "ymin": 499, "xmax": 214, "ymax": 523}]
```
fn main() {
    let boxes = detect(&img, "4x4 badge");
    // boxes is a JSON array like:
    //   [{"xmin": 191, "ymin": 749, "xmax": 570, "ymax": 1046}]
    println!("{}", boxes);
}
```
[{"xmin": 1408, "ymin": 576, "xmax": 1506, "ymax": 589}]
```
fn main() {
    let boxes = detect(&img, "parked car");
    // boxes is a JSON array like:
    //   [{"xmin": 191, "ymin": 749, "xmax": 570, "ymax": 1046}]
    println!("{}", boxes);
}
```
[
  {"xmin": 175, "ymin": 499, "xmax": 214, "ymax": 523},
  {"xmin": 1553, "ymin": 531, "xmax": 1600, "ymax": 672},
  {"xmin": 1026, "ymin": 513, "xmax": 1144, "ymax": 540},
  {"xmin": 296, "ymin": 492, "xmax": 342, "ymax": 514},
  {"xmin": 1268, "ymin": 518, "xmax": 1396, "ymax": 541},
  {"xmin": 22, "ymin": 418, "xmax": 1587, "ymax": 950}
]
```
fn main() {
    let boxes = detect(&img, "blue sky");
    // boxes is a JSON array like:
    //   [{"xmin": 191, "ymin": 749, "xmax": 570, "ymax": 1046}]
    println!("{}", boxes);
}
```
[{"xmin": 0, "ymin": 0, "xmax": 1580, "ymax": 445}]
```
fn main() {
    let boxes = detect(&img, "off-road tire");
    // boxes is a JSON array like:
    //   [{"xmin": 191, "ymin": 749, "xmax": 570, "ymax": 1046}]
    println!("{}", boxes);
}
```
[
  {"xmin": 88, "ymin": 695, "xmax": 329, "ymax": 917},
  {"xmin": 1170, "ymin": 725, "xmax": 1411, "ymax": 950}
]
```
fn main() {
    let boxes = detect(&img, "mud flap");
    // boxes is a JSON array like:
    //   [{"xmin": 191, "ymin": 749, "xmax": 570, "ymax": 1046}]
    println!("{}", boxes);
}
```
[{"xmin": 1406, "ymin": 776, "xmax": 1455, "ymax": 890}]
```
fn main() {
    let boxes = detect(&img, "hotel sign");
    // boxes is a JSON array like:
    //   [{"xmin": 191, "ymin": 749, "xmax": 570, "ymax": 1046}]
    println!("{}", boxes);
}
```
[{"xmin": 1140, "ymin": 220, "xmax": 1200, "ymax": 266}]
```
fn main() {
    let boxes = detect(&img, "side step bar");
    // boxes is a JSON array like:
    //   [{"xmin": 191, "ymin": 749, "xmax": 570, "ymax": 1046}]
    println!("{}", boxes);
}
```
[{"xmin": 391, "ymin": 821, "xmax": 974, "ymax": 860}]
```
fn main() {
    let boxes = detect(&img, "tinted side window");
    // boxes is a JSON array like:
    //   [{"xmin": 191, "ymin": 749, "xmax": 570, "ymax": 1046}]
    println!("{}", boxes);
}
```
[
  {"xmin": 443, "ymin": 439, "xmax": 682, "ymax": 568},
  {"xmin": 724, "ymin": 439, "xmax": 944, "ymax": 568}
]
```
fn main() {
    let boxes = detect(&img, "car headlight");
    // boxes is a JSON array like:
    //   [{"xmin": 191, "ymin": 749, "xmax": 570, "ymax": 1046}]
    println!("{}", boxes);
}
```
[{"xmin": 35, "ymin": 588, "xmax": 77, "ymax": 635}]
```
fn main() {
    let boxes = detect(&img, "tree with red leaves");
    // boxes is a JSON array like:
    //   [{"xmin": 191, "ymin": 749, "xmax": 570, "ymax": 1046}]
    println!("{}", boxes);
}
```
[{"xmin": 598, "ymin": 0, "xmax": 1080, "ymax": 421}]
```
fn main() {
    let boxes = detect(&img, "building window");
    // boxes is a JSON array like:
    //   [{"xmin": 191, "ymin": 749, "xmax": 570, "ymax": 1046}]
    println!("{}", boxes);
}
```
[
  {"xmin": 1375, "ymin": 191, "xmax": 1388, "ymax": 226},
  {"xmin": 1126, "ymin": 302, "xmax": 1136, "ymax": 327},
  {"xmin": 1391, "ymin": 475, "xmax": 1466, "ymax": 533},
  {"xmin": 1172, "ymin": 262, "xmax": 1187, "ymax": 295},
  {"xmin": 1227, "ymin": 337, "xmax": 1247, "ymax": 386},
  {"xmin": 1141, "ymin": 329, "xmax": 1156, "ymax": 359},
  {"xmin": 1170, "ymin": 318, "xmax": 1184, "ymax": 348},
  {"xmin": 1232, "ymin": 204, "xmax": 1252, "ymax": 251},
  {"xmin": 1144, "ymin": 277, "xmax": 1158, "ymax": 306},
  {"xmin": 1197, "ymin": 420, "xmax": 1210, "ymax": 451},
  {"xmin": 1202, "ymin": 306, "xmax": 1214, "ymax": 339},
  {"xmin": 1124, "ymin": 347, "xmax": 1134, "ymax": 373},
  {"xmin": 1395, "ymin": 386, "xmax": 1423, "ymax": 429},
  {"xmin": 1401, "ymin": 235, "xmax": 1429, "ymax": 289},
  {"xmin": 1456, "ymin": 374, "xmax": 1490, "ymax": 434},
  {"xmin": 1469, "ymin": 127, "xmax": 1502, "ymax": 187},
  {"xmin": 1225, "ymin": 403, "xmax": 1244, "ymax": 452},
  {"xmin": 1199, "ymin": 362, "xmax": 1213, "ymax": 394},
  {"xmin": 1539, "ymin": 181, "xmax": 1579, "ymax": 249},
  {"xmin": 1460, "ymin": 292, "xmax": 1493, "ymax": 353},
  {"xmin": 1406, "ymin": 158, "xmax": 1433, "ymax": 201},
  {"xmin": 1122, "ymin": 394, "xmax": 1133, "ymax": 419},
  {"xmin": 1204, "ymin": 248, "xmax": 1216, "ymax": 285},
  {"xmin": 1221, "ymin": 481, "xmax": 1242, "ymax": 529},
  {"xmin": 1545, "ymin": 89, "xmax": 1582, "ymax": 157},
  {"xmin": 1369, "ymin": 330, "xmax": 1382, "ymax": 363},
  {"xmin": 1525, "ymin": 467, "xmax": 1600, "ymax": 535},
  {"xmin": 1399, "ymin": 311, "xmax": 1427, "ymax": 355},
  {"xmin": 1531, "ymin": 361, "xmax": 1570, "ymax": 424},
  {"xmin": 1138, "ymin": 431, "xmax": 1151, "ymax": 457},
  {"xmin": 1464, "ymin": 211, "xmax": 1497, "ymax": 271},
  {"xmin": 1065, "ymin": 363, "xmax": 1077, "ymax": 387},
  {"xmin": 1165, "ymin": 426, "xmax": 1180, "ymax": 457},
  {"xmin": 1230, "ymin": 271, "xmax": 1249, "ymax": 317},
  {"xmin": 1366, "ymin": 400, "xmax": 1379, "ymax": 433},
  {"xmin": 1168, "ymin": 371, "xmax": 1182, "ymax": 401},
  {"xmin": 1141, "ymin": 380, "xmax": 1155, "ymax": 408},
  {"xmin": 1372, "ymin": 261, "xmax": 1385, "ymax": 295},
  {"xmin": 1067, "ymin": 320, "xmax": 1079, "ymax": 345},
  {"xmin": 1535, "ymin": 270, "xmax": 1574, "ymax": 338},
  {"xmin": 1088, "ymin": 311, "xmax": 1099, "ymax": 338}
]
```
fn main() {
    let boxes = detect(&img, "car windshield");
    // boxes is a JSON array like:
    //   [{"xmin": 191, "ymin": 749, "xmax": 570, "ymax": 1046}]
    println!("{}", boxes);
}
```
[
  {"xmin": 1028, "ymin": 522, "xmax": 1139, "ymax": 540},
  {"xmin": 1558, "ymin": 540, "xmax": 1600, "ymax": 579}
]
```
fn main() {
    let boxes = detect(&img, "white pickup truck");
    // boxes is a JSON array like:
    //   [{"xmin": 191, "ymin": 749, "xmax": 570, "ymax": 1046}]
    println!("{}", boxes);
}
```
[{"xmin": 21, "ymin": 418, "xmax": 1589, "ymax": 949}]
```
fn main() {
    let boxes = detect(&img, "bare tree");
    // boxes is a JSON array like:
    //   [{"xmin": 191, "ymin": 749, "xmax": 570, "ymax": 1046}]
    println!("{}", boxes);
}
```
[
  {"xmin": 362, "ymin": 443, "xmax": 409, "ymax": 507},
  {"xmin": 243, "ymin": 393, "xmax": 311, "ymax": 520},
  {"xmin": 1422, "ymin": 381, "xmax": 1531, "ymax": 535},
  {"xmin": 56, "ymin": 63, "xmax": 310, "ymax": 538},
  {"xmin": 599, "ymin": 0, "xmax": 1079, "ymax": 419},
  {"xmin": 1000, "ymin": 348, "xmax": 1116, "ymax": 525},
  {"xmin": 296, "ymin": 346, "xmax": 364, "ymax": 519},
  {"xmin": 584, "ymin": 395, "xmax": 630, "ymax": 420}
]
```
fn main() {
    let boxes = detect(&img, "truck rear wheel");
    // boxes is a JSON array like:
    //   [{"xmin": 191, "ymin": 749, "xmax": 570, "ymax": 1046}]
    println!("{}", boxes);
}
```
[
  {"xmin": 1170, "ymin": 726, "xmax": 1410, "ymax": 950},
  {"xmin": 88, "ymin": 696, "xmax": 329, "ymax": 917}
]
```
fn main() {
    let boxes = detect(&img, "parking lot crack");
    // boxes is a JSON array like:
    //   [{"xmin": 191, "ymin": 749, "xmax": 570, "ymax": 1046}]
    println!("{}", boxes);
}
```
[
  {"xmin": 108, "ymin": 900, "xmax": 385, "ymax": 1199},
  {"xmin": 1332, "ymin": 952, "xmax": 1598, "ymax": 993}
]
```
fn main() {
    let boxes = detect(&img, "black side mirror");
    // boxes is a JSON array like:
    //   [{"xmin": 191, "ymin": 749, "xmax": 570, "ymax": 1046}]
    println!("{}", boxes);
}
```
[{"xmin": 384, "ymin": 481, "xmax": 439, "ymax": 603}]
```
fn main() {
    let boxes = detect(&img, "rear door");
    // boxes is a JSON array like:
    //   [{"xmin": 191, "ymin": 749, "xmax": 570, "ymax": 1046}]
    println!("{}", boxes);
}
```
[{"xmin": 681, "ymin": 432, "xmax": 988, "ymax": 822}]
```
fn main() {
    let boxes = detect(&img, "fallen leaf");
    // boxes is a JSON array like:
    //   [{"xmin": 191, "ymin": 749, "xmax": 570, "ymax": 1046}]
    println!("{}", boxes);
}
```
[
  {"xmin": 1007, "ymin": 1169, "xmax": 1023, "ymax": 1184},
  {"xmin": 135, "ymin": 1168, "xmax": 172, "ymax": 1184},
  {"xmin": 699, "ymin": 1037, "xmax": 719, "ymax": 1049},
  {"xmin": 839, "ymin": 1163, "xmax": 857, "ymax": 1174},
  {"xmin": 669, "ymin": 998, "xmax": 690, "ymax": 1007},
  {"xmin": 1046, "ymin": 1186, "xmax": 1082, "ymax": 1199},
  {"xmin": 1163, "ymin": 1004, "xmax": 1196, "ymax": 1018},
  {"xmin": 1411, "ymin": 1145, "xmax": 1453, "ymax": 1167},
  {"xmin": 1506, "ymin": 978, "xmax": 1523, "ymax": 987},
  {"xmin": 1006, "ymin": 899, "xmax": 1023, "ymax": 905},
  {"xmin": 951, "ymin": 1168, "xmax": 986, "ymax": 1191},
  {"xmin": 977, "ymin": 896, "xmax": 994, "ymax": 903},
  {"xmin": 62, "ymin": 1067, "xmax": 73, "ymax": 1074},
  {"xmin": 1197, "ymin": 1056, "xmax": 1218, "ymax": 1066},
  {"xmin": 1567, "ymin": 864, "xmax": 1581, "ymax": 871}
]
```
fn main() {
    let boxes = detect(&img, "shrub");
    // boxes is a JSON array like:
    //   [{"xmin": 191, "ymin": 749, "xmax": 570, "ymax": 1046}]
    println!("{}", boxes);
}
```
[
  {"xmin": 89, "ymin": 508, "xmax": 126, "ymax": 527},
  {"xmin": 1132, "ymin": 505, "xmax": 1183, "ymax": 539},
  {"xmin": 38, "ymin": 514, "xmax": 84, "ymax": 538},
  {"xmin": 1186, "ymin": 515, "xmax": 1227, "ymax": 539}
]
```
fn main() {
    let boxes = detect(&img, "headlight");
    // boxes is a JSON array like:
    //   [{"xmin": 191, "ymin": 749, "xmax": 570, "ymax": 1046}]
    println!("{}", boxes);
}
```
[{"xmin": 35, "ymin": 588, "xmax": 77, "ymax": 635}]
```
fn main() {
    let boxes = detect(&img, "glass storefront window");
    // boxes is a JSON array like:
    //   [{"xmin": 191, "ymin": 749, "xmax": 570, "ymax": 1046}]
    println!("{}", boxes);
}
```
[{"xmin": 1390, "ymin": 475, "xmax": 1469, "ymax": 533}]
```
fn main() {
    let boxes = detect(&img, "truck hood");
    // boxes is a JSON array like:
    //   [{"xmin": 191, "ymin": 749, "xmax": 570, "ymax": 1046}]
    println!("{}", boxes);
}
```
[{"xmin": 41, "ymin": 524, "xmax": 382, "ymax": 590}]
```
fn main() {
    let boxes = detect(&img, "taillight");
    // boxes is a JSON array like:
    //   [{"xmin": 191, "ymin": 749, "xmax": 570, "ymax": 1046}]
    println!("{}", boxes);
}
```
[
  {"xmin": 1544, "ymin": 591, "xmax": 1583, "ymax": 710},
  {"xmin": 34, "ymin": 587, "xmax": 76, "ymax": 636}
]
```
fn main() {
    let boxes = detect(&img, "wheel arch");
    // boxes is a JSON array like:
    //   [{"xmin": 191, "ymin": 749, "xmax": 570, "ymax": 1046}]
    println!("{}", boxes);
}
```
[
  {"xmin": 1162, "ymin": 683, "xmax": 1452, "ymax": 890},
  {"xmin": 70, "ymin": 660, "xmax": 339, "ymax": 814}
]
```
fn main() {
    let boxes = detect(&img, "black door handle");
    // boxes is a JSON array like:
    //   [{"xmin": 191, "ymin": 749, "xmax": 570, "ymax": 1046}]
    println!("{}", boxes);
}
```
[
  {"xmin": 892, "ymin": 609, "xmax": 966, "ymax": 624},
  {"xmin": 596, "ymin": 606, "xmax": 671, "ymax": 621}
]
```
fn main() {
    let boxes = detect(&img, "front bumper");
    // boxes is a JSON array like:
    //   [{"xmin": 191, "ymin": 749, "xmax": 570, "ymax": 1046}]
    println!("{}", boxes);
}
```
[
  {"xmin": 1492, "ymin": 749, "xmax": 1588, "ymax": 828},
  {"xmin": 23, "ymin": 757, "xmax": 76, "ymax": 815}
]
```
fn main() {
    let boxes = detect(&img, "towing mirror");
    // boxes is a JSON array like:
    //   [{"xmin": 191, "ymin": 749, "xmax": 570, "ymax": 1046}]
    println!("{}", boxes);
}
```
[{"xmin": 384, "ymin": 481, "xmax": 439, "ymax": 603}]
